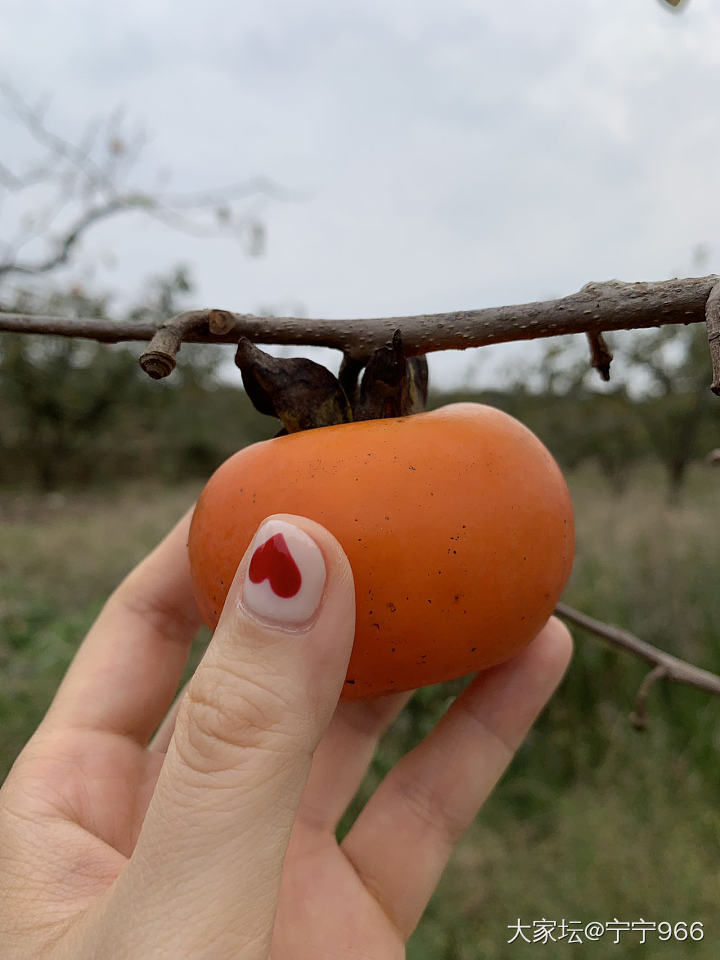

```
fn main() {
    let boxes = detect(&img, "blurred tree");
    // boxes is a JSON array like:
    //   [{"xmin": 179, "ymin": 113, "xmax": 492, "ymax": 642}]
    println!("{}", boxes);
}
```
[
  {"xmin": 0, "ymin": 271, "xmax": 270, "ymax": 489},
  {"xmin": 0, "ymin": 80, "xmax": 283, "ymax": 489},
  {"xmin": 625, "ymin": 324, "xmax": 717, "ymax": 501},
  {"xmin": 0, "ymin": 273, "xmax": 187, "ymax": 488},
  {"xmin": 0, "ymin": 79, "xmax": 277, "ymax": 296},
  {"xmin": 496, "ymin": 290, "xmax": 718, "ymax": 500}
]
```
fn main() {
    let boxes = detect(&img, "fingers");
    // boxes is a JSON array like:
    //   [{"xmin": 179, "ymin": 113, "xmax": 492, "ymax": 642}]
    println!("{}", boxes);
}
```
[
  {"xmin": 147, "ymin": 680, "xmax": 189, "ymax": 753},
  {"xmin": 44, "ymin": 506, "xmax": 203, "ymax": 745},
  {"xmin": 294, "ymin": 690, "xmax": 413, "ymax": 836},
  {"xmin": 341, "ymin": 617, "xmax": 573, "ymax": 941},
  {"xmin": 150, "ymin": 684, "xmax": 411, "ymax": 841},
  {"xmin": 110, "ymin": 515, "xmax": 356, "ymax": 958}
]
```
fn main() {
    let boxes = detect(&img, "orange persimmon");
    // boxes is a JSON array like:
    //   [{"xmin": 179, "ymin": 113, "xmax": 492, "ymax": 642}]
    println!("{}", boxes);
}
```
[{"xmin": 188, "ymin": 402, "xmax": 574, "ymax": 700}]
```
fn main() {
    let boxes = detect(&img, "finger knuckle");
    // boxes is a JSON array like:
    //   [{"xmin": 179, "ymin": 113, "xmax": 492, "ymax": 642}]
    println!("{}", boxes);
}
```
[
  {"xmin": 174, "ymin": 664, "xmax": 305, "ymax": 778},
  {"xmin": 111, "ymin": 576, "xmax": 199, "ymax": 646},
  {"xmin": 454, "ymin": 697, "xmax": 516, "ymax": 762},
  {"xmin": 392, "ymin": 770, "xmax": 467, "ymax": 847}
]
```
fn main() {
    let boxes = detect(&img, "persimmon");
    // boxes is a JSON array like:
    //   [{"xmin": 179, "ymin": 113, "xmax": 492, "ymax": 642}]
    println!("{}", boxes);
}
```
[{"xmin": 188, "ymin": 402, "xmax": 574, "ymax": 700}]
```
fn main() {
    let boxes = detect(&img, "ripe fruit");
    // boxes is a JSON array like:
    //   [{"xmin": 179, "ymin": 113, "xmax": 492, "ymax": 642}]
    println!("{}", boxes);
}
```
[{"xmin": 188, "ymin": 402, "xmax": 574, "ymax": 700}]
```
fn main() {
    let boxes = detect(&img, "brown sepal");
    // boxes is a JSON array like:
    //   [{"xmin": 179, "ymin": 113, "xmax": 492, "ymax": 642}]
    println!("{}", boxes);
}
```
[
  {"xmin": 354, "ymin": 329, "xmax": 429, "ymax": 420},
  {"xmin": 234, "ymin": 337, "xmax": 353, "ymax": 433}
]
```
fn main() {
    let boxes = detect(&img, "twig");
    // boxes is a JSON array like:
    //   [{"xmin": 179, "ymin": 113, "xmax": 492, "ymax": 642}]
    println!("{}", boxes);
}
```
[
  {"xmin": 585, "ymin": 331, "xmax": 613, "ymax": 381},
  {"xmin": 0, "ymin": 80, "xmax": 286, "ymax": 282},
  {"xmin": 705, "ymin": 280, "xmax": 720, "ymax": 395},
  {"xmin": 629, "ymin": 665, "xmax": 668, "ymax": 731},
  {"xmin": 555, "ymin": 601, "xmax": 720, "ymax": 727},
  {"xmin": 0, "ymin": 78, "xmax": 111, "ymax": 194},
  {"xmin": 156, "ymin": 175, "xmax": 292, "ymax": 208},
  {"xmin": 0, "ymin": 196, "xmax": 149, "ymax": 279},
  {"xmin": 1, "ymin": 275, "xmax": 719, "ymax": 376}
]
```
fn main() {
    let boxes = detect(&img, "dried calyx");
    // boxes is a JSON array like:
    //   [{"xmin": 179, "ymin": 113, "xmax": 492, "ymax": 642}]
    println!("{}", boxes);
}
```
[{"xmin": 234, "ymin": 329, "xmax": 429, "ymax": 435}]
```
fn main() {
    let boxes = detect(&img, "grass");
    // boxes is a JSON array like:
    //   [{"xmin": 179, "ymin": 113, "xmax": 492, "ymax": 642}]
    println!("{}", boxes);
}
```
[
  {"xmin": 0, "ymin": 481, "xmax": 209, "ymax": 774},
  {"xmin": 1, "ymin": 464, "xmax": 719, "ymax": 957}
]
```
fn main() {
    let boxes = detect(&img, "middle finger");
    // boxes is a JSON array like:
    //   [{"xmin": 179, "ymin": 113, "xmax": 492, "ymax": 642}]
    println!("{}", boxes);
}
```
[
  {"xmin": 295, "ymin": 690, "xmax": 413, "ymax": 835},
  {"xmin": 340, "ymin": 619, "xmax": 572, "ymax": 940}
]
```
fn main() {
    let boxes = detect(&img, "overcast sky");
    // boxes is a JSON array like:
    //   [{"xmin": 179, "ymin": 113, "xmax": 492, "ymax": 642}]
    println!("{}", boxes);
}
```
[{"xmin": 2, "ymin": 0, "xmax": 719, "ymax": 389}]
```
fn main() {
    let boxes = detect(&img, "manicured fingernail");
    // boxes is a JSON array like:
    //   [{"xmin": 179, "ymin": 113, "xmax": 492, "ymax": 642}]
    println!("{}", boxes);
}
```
[{"xmin": 242, "ymin": 519, "xmax": 327, "ymax": 628}]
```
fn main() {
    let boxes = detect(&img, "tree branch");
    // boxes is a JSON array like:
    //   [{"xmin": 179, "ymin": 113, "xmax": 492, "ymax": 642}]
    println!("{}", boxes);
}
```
[
  {"xmin": 0, "ymin": 195, "xmax": 152, "ymax": 279},
  {"xmin": 0, "ymin": 78, "xmax": 113, "ymax": 195},
  {"xmin": 628, "ymin": 665, "xmax": 668, "ymax": 732},
  {"xmin": 705, "ymin": 280, "xmax": 720, "ymax": 395},
  {"xmin": 555, "ymin": 601, "xmax": 720, "ymax": 727},
  {"xmin": 1, "ymin": 275, "xmax": 719, "ymax": 377},
  {"xmin": 0, "ymin": 80, "xmax": 285, "ymax": 283},
  {"xmin": 585, "ymin": 331, "xmax": 613, "ymax": 381}
]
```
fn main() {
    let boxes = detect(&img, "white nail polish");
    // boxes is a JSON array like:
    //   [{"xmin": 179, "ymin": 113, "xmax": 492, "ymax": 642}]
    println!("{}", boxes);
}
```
[{"xmin": 242, "ymin": 519, "xmax": 327, "ymax": 628}]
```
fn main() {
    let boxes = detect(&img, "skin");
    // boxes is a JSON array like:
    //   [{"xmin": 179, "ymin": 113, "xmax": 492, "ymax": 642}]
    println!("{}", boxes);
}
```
[{"xmin": 0, "ymin": 506, "xmax": 572, "ymax": 959}]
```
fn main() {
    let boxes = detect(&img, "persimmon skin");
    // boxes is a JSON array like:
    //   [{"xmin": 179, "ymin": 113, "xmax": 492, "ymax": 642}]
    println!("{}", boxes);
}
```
[{"xmin": 188, "ymin": 402, "xmax": 575, "ymax": 700}]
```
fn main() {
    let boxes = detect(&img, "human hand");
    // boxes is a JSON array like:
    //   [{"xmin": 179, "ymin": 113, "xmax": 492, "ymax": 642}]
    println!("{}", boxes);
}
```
[{"xmin": 0, "ymin": 509, "xmax": 572, "ymax": 959}]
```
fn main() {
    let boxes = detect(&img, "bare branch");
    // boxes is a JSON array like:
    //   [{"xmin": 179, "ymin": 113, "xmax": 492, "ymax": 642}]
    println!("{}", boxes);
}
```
[
  {"xmin": 585, "ymin": 331, "xmax": 613, "ymax": 381},
  {"xmin": 2, "ymin": 275, "xmax": 719, "ymax": 377},
  {"xmin": 629, "ymin": 665, "xmax": 668, "ymax": 731},
  {"xmin": 0, "ymin": 79, "xmax": 111, "ymax": 194},
  {"xmin": 156, "ymin": 175, "xmax": 293, "ymax": 208},
  {"xmin": 0, "ymin": 157, "xmax": 56, "ymax": 192},
  {"xmin": 705, "ymin": 280, "xmax": 720, "ymax": 395},
  {"xmin": 0, "ymin": 195, "xmax": 152, "ymax": 278},
  {"xmin": 555, "ymin": 602, "xmax": 720, "ymax": 727},
  {"xmin": 0, "ymin": 81, "xmax": 286, "ymax": 285}
]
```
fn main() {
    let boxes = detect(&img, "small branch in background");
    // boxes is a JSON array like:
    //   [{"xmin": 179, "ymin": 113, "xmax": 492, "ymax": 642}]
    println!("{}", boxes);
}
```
[
  {"xmin": 0, "ymin": 196, "xmax": 147, "ymax": 279},
  {"xmin": 555, "ymin": 602, "xmax": 720, "ymax": 728},
  {"xmin": 585, "ymin": 331, "xmax": 613, "ymax": 381},
  {"xmin": 629, "ymin": 665, "xmax": 668, "ymax": 731},
  {"xmin": 705, "ymin": 281, "xmax": 720, "ymax": 395},
  {"xmin": 0, "ymin": 80, "xmax": 285, "ymax": 284}
]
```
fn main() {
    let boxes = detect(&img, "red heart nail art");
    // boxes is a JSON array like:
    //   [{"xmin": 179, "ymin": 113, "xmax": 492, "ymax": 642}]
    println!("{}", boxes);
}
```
[{"xmin": 248, "ymin": 533, "xmax": 302, "ymax": 598}]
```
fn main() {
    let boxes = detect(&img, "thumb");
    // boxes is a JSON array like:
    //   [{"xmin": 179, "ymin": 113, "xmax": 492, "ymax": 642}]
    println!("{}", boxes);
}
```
[{"xmin": 113, "ymin": 515, "xmax": 355, "ymax": 957}]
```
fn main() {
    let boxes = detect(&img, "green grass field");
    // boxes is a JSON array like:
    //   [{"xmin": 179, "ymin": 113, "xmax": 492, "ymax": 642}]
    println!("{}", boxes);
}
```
[{"xmin": 1, "ymin": 465, "xmax": 719, "ymax": 957}]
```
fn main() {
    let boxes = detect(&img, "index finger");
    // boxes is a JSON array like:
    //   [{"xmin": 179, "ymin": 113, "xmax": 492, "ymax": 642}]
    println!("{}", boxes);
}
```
[{"xmin": 44, "ymin": 505, "xmax": 204, "ymax": 746}]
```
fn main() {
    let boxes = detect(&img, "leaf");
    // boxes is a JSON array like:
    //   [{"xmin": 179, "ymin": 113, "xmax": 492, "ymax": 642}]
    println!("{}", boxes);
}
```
[{"xmin": 234, "ymin": 337, "xmax": 353, "ymax": 432}]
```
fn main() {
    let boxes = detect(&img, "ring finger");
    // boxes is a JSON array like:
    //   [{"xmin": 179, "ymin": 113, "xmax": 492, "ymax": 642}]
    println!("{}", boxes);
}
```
[
  {"xmin": 340, "ymin": 618, "xmax": 573, "ymax": 941},
  {"xmin": 44, "ymin": 506, "xmax": 203, "ymax": 746}
]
